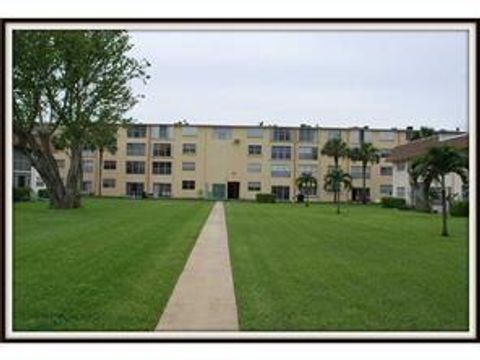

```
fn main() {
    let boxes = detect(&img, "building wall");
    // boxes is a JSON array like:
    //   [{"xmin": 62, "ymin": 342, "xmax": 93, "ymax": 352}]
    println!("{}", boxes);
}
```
[{"xmin": 53, "ymin": 124, "xmax": 408, "ymax": 202}]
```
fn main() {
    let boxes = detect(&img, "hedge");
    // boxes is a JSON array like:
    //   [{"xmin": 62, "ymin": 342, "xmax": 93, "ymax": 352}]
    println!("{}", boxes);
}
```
[
  {"xmin": 256, "ymin": 193, "xmax": 276, "ymax": 203},
  {"xmin": 450, "ymin": 200, "xmax": 468, "ymax": 217},
  {"xmin": 13, "ymin": 187, "xmax": 31, "ymax": 202},
  {"xmin": 381, "ymin": 196, "xmax": 407, "ymax": 209}
]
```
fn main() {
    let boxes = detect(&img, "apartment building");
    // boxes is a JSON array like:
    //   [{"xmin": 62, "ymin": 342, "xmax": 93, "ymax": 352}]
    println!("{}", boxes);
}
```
[{"xmin": 50, "ymin": 123, "xmax": 426, "ymax": 202}]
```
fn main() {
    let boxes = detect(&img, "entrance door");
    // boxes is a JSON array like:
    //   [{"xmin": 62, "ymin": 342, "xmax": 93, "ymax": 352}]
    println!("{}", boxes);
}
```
[
  {"xmin": 272, "ymin": 186, "xmax": 290, "ymax": 201},
  {"xmin": 227, "ymin": 182, "xmax": 240, "ymax": 200},
  {"xmin": 126, "ymin": 182, "xmax": 144, "ymax": 198},
  {"xmin": 212, "ymin": 184, "xmax": 226, "ymax": 200},
  {"xmin": 352, "ymin": 187, "xmax": 370, "ymax": 202}
]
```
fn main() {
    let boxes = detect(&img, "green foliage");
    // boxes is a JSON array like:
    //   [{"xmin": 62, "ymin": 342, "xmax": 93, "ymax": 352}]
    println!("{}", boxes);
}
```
[
  {"xmin": 256, "ymin": 193, "xmax": 276, "ymax": 203},
  {"xmin": 13, "ymin": 187, "xmax": 31, "ymax": 202},
  {"xmin": 450, "ymin": 200, "xmax": 468, "ymax": 217},
  {"xmin": 411, "ymin": 127, "xmax": 436, "ymax": 140},
  {"xmin": 323, "ymin": 168, "xmax": 352, "ymax": 194},
  {"xmin": 37, "ymin": 189, "xmax": 49, "ymax": 199},
  {"xmin": 321, "ymin": 138, "xmax": 349, "ymax": 166},
  {"xmin": 381, "ymin": 197, "xmax": 407, "ymax": 209}
]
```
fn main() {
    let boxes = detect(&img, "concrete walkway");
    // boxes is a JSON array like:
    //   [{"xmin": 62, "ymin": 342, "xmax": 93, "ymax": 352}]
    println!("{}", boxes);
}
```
[{"xmin": 156, "ymin": 201, "xmax": 239, "ymax": 331}]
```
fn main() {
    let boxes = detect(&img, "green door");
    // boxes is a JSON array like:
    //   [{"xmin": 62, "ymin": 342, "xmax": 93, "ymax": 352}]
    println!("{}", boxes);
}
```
[{"xmin": 212, "ymin": 184, "xmax": 226, "ymax": 200}]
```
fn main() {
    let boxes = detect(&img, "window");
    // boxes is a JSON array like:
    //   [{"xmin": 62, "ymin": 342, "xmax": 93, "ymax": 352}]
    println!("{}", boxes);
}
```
[
  {"xmin": 271, "ymin": 186, "xmax": 290, "ymax": 201},
  {"xmin": 182, "ymin": 127, "xmax": 198, "ymax": 137},
  {"xmin": 82, "ymin": 159, "xmax": 94, "ymax": 173},
  {"xmin": 363, "ymin": 130, "xmax": 372, "ymax": 143},
  {"xmin": 182, "ymin": 162, "xmax": 195, "ymax": 171},
  {"xmin": 153, "ymin": 183, "xmax": 171, "ymax": 198},
  {"xmin": 126, "ymin": 182, "xmax": 144, "ymax": 197},
  {"xmin": 271, "ymin": 164, "xmax": 290, "ymax": 177},
  {"xmin": 380, "ymin": 184, "xmax": 393, "ymax": 196},
  {"xmin": 379, "ymin": 148, "xmax": 392, "ymax": 158},
  {"xmin": 248, "ymin": 145, "xmax": 262, "ymax": 155},
  {"xmin": 272, "ymin": 128, "xmax": 292, "ymax": 142},
  {"xmin": 126, "ymin": 161, "xmax": 145, "ymax": 174},
  {"xmin": 380, "ymin": 131, "xmax": 395, "ymax": 141},
  {"xmin": 298, "ymin": 146, "xmax": 318, "ymax": 160},
  {"xmin": 102, "ymin": 179, "xmax": 116, "ymax": 188},
  {"xmin": 182, "ymin": 180, "xmax": 195, "ymax": 190},
  {"xmin": 152, "ymin": 143, "xmax": 172, "ymax": 157},
  {"xmin": 271, "ymin": 146, "xmax": 291, "ymax": 160},
  {"xmin": 182, "ymin": 143, "xmax": 196, "ymax": 155},
  {"xmin": 396, "ymin": 186, "xmax": 406, "ymax": 198},
  {"xmin": 328, "ymin": 129, "xmax": 341, "ymax": 140},
  {"xmin": 35, "ymin": 176, "xmax": 45, "ymax": 187},
  {"xmin": 127, "ymin": 125, "xmax": 146, "ymax": 138},
  {"xmin": 247, "ymin": 163, "xmax": 262, "ymax": 173},
  {"xmin": 56, "ymin": 159, "xmax": 65, "ymax": 169},
  {"xmin": 396, "ymin": 162, "xmax": 406, "ymax": 171},
  {"xmin": 350, "ymin": 130, "xmax": 360, "ymax": 145},
  {"xmin": 82, "ymin": 180, "xmax": 93, "ymax": 193},
  {"xmin": 82, "ymin": 149, "xmax": 95, "ymax": 157},
  {"xmin": 248, "ymin": 182, "xmax": 261, "ymax": 192},
  {"xmin": 299, "ymin": 164, "xmax": 318, "ymax": 176},
  {"xmin": 299, "ymin": 127, "xmax": 316, "ymax": 142},
  {"xmin": 127, "ymin": 143, "xmax": 146, "ymax": 156},
  {"xmin": 462, "ymin": 183, "xmax": 469, "ymax": 200},
  {"xmin": 351, "ymin": 165, "xmax": 370, "ymax": 179},
  {"xmin": 380, "ymin": 166, "xmax": 393, "ymax": 176},
  {"xmin": 151, "ymin": 125, "xmax": 172, "ymax": 139},
  {"xmin": 152, "ymin": 161, "xmax": 172, "ymax": 175},
  {"xmin": 213, "ymin": 127, "xmax": 232, "ymax": 140},
  {"xmin": 13, "ymin": 150, "xmax": 31, "ymax": 171},
  {"xmin": 247, "ymin": 128, "xmax": 264, "ymax": 138},
  {"xmin": 103, "ymin": 160, "xmax": 116, "ymax": 170}
]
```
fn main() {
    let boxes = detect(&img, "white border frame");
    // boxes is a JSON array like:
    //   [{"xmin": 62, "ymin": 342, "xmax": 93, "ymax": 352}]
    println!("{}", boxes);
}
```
[{"xmin": 4, "ymin": 20, "xmax": 477, "ymax": 340}]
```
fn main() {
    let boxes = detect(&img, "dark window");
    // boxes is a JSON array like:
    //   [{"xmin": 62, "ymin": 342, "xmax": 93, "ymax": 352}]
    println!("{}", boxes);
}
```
[
  {"xmin": 380, "ymin": 166, "xmax": 393, "ymax": 176},
  {"xmin": 298, "ymin": 146, "xmax": 318, "ymax": 160},
  {"xmin": 351, "ymin": 166, "xmax": 370, "ymax": 179},
  {"xmin": 102, "ymin": 179, "xmax": 116, "ymax": 188},
  {"xmin": 103, "ymin": 160, "xmax": 117, "ymax": 170},
  {"xmin": 182, "ymin": 162, "xmax": 195, "ymax": 171},
  {"xmin": 127, "ymin": 125, "xmax": 146, "ymax": 138},
  {"xmin": 271, "ymin": 146, "xmax": 291, "ymax": 160},
  {"xmin": 152, "ymin": 143, "xmax": 172, "ymax": 157},
  {"xmin": 182, "ymin": 180, "xmax": 195, "ymax": 190},
  {"xmin": 272, "ymin": 128, "xmax": 292, "ymax": 142},
  {"xmin": 126, "ymin": 182, "xmax": 144, "ymax": 197},
  {"xmin": 126, "ymin": 143, "xmax": 146, "ymax": 156},
  {"xmin": 299, "ymin": 128, "xmax": 316, "ymax": 142},
  {"xmin": 82, "ymin": 160, "xmax": 94, "ymax": 173},
  {"xmin": 271, "ymin": 186, "xmax": 290, "ymax": 201},
  {"xmin": 126, "ymin": 161, "xmax": 145, "ymax": 174},
  {"xmin": 183, "ymin": 143, "xmax": 196, "ymax": 155},
  {"xmin": 82, "ymin": 180, "xmax": 93, "ymax": 193},
  {"xmin": 151, "ymin": 125, "xmax": 171, "ymax": 139},
  {"xmin": 271, "ymin": 164, "xmax": 290, "ymax": 177},
  {"xmin": 248, "ymin": 182, "xmax": 261, "ymax": 191},
  {"xmin": 380, "ymin": 184, "xmax": 393, "ymax": 196},
  {"xmin": 152, "ymin": 161, "xmax": 172, "ymax": 175},
  {"xmin": 380, "ymin": 148, "xmax": 392, "ymax": 158},
  {"xmin": 248, "ymin": 145, "xmax": 262, "ymax": 155},
  {"xmin": 153, "ymin": 183, "xmax": 171, "ymax": 198}
]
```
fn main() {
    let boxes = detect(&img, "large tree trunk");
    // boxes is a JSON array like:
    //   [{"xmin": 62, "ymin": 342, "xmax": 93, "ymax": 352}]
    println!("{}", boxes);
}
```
[
  {"xmin": 18, "ymin": 130, "xmax": 83, "ymax": 209},
  {"xmin": 441, "ymin": 175, "xmax": 448, "ymax": 237},
  {"xmin": 361, "ymin": 163, "xmax": 367, "ymax": 205}
]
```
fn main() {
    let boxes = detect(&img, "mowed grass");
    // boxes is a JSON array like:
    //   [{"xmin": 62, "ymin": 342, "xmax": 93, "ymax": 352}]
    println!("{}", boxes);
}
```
[
  {"xmin": 14, "ymin": 198, "xmax": 213, "ymax": 331},
  {"xmin": 226, "ymin": 202, "xmax": 469, "ymax": 331}
]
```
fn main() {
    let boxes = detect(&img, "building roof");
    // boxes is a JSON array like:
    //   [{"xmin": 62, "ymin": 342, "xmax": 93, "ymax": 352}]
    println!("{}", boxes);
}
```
[{"xmin": 387, "ymin": 134, "xmax": 468, "ymax": 163}]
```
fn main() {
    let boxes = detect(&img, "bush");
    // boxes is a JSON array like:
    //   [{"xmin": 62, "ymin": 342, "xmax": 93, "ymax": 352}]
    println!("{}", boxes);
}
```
[
  {"xmin": 256, "ymin": 193, "xmax": 276, "ymax": 203},
  {"xmin": 37, "ymin": 189, "xmax": 49, "ymax": 199},
  {"xmin": 381, "ymin": 197, "xmax": 406, "ymax": 209},
  {"xmin": 296, "ymin": 194, "xmax": 305, "ymax": 203},
  {"xmin": 14, "ymin": 187, "xmax": 31, "ymax": 202},
  {"xmin": 450, "ymin": 200, "xmax": 468, "ymax": 217}
]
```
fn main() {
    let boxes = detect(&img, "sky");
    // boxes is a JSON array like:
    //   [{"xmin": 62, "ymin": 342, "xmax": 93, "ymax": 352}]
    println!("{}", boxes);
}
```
[{"xmin": 127, "ymin": 30, "xmax": 468, "ymax": 131}]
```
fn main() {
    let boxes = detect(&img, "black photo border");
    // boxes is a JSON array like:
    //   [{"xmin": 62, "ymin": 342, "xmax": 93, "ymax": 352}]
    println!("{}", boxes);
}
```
[{"xmin": 1, "ymin": 18, "xmax": 478, "ymax": 343}]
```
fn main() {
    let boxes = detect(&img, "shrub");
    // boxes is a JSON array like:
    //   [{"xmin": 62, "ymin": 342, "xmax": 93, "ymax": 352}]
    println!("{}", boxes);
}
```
[
  {"xmin": 256, "ymin": 193, "xmax": 276, "ymax": 203},
  {"xmin": 381, "ymin": 196, "xmax": 406, "ymax": 209},
  {"xmin": 450, "ymin": 200, "xmax": 468, "ymax": 217},
  {"xmin": 14, "ymin": 187, "xmax": 31, "ymax": 202},
  {"xmin": 37, "ymin": 189, "xmax": 49, "ymax": 199},
  {"xmin": 296, "ymin": 194, "xmax": 305, "ymax": 203}
]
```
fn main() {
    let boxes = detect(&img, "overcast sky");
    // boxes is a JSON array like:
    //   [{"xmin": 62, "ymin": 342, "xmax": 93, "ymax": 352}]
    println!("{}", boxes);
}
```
[{"xmin": 127, "ymin": 30, "xmax": 468, "ymax": 131}]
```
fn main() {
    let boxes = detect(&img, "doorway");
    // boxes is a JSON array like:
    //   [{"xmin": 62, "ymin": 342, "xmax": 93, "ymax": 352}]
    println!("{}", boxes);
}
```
[
  {"xmin": 227, "ymin": 182, "xmax": 240, "ymax": 200},
  {"xmin": 352, "ymin": 187, "xmax": 370, "ymax": 202},
  {"xmin": 212, "ymin": 184, "xmax": 226, "ymax": 200}
]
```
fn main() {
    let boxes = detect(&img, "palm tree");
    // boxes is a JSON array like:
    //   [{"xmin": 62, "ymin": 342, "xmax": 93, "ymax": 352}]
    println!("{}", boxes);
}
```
[
  {"xmin": 412, "ymin": 145, "xmax": 467, "ymax": 237},
  {"xmin": 408, "ymin": 157, "xmax": 433, "ymax": 210},
  {"xmin": 321, "ymin": 138, "xmax": 348, "ymax": 202},
  {"xmin": 323, "ymin": 168, "xmax": 352, "ymax": 214},
  {"xmin": 295, "ymin": 173, "xmax": 318, "ymax": 207},
  {"xmin": 348, "ymin": 142, "xmax": 380, "ymax": 204},
  {"xmin": 86, "ymin": 123, "xmax": 119, "ymax": 197}
]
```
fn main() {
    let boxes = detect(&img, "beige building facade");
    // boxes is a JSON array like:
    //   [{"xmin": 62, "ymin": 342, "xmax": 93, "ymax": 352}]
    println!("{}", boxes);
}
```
[{"xmin": 54, "ymin": 123, "xmax": 414, "ymax": 202}]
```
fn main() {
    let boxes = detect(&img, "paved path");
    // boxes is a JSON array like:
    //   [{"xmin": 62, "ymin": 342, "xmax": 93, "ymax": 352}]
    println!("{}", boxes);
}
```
[{"xmin": 156, "ymin": 201, "xmax": 239, "ymax": 331}]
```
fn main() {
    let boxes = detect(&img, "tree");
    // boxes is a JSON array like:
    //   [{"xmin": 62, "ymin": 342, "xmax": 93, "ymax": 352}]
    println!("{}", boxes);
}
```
[
  {"xmin": 321, "ymin": 138, "xmax": 349, "ymax": 202},
  {"xmin": 13, "ymin": 30, "xmax": 149, "ymax": 208},
  {"xmin": 85, "ymin": 122, "xmax": 119, "ymax": 197},
  {"xmin": 348, "ymin": 142, "xmax": 380, "ymax": 204},
  {"xmin": 295, "ymin": 173, "xmax": 318, "ymax": 207},
  {"xmin": 412, "ymin": 145, "xmax": 468, "ymax": 237},
  {"xmin": 408, "ymin": 157, "xmax": 433, "ymax": 210},
  {"xmin": 323, "ymin": 168, "xmax": 352, "ymax": 214},
  {"xmin": 411, "ymin": 126, "xmax": 435, "ymax": 140}
]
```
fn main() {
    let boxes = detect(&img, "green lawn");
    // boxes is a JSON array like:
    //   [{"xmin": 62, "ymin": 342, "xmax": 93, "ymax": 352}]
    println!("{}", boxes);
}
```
[
  {"xmin": 226, "ymin": 202, "xmax": 469, "ymax": 331},
  {"xmin": 13, "ymin": 198, "xmax": 213, "ymax": 331}
]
